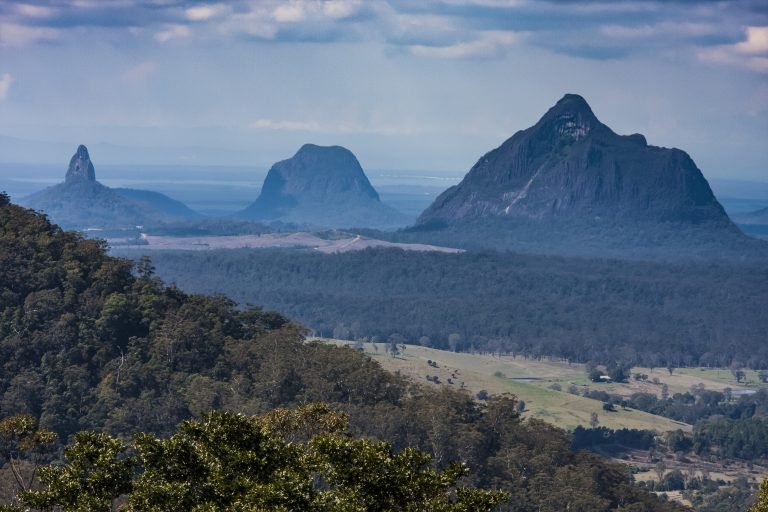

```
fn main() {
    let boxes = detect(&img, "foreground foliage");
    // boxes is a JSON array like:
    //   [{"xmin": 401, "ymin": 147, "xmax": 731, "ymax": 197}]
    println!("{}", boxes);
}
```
[
  {"xmin": 10, "ymin": 404, "xmax": 507, "ymax": 512},
  {"xmin": 751, "ymin": 476, "xmax": 768, "ymax": 512},
  {"xmin": 0, "ymin": 194, "xmax": 685, "ymax": 511}
]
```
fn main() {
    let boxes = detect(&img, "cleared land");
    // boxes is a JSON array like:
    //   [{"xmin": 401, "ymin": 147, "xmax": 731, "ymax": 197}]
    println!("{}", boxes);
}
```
[
  {"xmin": 117, "ymin": 233, "xmax": 462, "ymax": 253},
  {"xmin": 319, "ymin": 340, "xmax": 767, "ymax": 433}
]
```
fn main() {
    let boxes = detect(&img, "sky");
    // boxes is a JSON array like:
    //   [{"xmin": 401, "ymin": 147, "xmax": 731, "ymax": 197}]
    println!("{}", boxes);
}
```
[{"xmin": 0, "ymin": 0, "xmax": 767, "ymax": 181}]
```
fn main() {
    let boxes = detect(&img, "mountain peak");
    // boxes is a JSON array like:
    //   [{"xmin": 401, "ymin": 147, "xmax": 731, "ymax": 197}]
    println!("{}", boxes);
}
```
[
  {"xmin": 537, "ymin": 93, "xmax": 598, "ymax": 141},
  {"xmin": 65, "ymin": 144, "xmax": 96, "ymax": 183},
  {"xmin": 556, "ymin": 93, "xmax": 591, "ymax": 109},
  {"xmin": 417, "ymin": 94, "xmax": 731, "ymax": 228}
]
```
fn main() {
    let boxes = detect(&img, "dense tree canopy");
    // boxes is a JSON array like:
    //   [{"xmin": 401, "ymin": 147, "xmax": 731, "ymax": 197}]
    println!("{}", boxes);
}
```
[{"xmin": 122, "ymin": 246, "xmax": 768, "ymax": 367}]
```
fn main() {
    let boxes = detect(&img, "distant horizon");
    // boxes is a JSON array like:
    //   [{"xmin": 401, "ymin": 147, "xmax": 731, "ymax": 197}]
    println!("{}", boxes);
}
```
[
  {"xmin": 3, "ymin": 158, "xmax": 767, "ymax": 218},
  {"xmin": 1, "ymin": 1, "xmax": 767, "ymax": 181},
  {"xmin": 0, "ymin": 127, "xmax": 765, "ymax": 184}
]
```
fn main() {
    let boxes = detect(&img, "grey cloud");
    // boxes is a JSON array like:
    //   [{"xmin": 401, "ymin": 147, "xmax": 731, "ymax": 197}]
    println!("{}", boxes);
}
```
[{"xmin": 1, "ymin": 0, "xmax": 763, "ymax": 64}]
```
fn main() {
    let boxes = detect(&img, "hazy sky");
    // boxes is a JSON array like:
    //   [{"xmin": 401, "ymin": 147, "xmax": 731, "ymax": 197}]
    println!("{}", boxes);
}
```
[{"xmin": 0, "ymin": 0, "xmax": 767, "ymax": 180}]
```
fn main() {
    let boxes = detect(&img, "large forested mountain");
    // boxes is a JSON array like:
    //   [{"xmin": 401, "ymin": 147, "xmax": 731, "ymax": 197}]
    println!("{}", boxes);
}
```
[{"xmin": 0, "ymin": 193, "xmax": 684, "ymax": 511}]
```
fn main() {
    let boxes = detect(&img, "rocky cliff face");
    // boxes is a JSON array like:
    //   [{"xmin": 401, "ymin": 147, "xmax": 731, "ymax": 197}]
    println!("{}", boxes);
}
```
[
  {"xmin": 65, "ymin": 144, "xmax": 96, "ymax": 183},
  {"xmin": 238, "ymin": 144, "xmax": 407, "ymax": 229},
  {"xmin": 418, "ymin": 94, "xmax": 731, "ymax": 227}
]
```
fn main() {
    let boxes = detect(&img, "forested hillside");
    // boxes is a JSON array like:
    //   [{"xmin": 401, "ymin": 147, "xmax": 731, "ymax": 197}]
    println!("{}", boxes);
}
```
[
  {"xmin": 122, "ymin": 247, "xmax": 768, "ymax": 368},
  {"xmin": 0, "ymin": 193, "xmax": 686, "ymax": 510}
]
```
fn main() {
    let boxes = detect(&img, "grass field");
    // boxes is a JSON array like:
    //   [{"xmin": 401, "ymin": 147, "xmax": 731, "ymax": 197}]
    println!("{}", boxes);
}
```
[{"xmin": 317, "ymin": 339, "xmax": 767, "ymax": 434}]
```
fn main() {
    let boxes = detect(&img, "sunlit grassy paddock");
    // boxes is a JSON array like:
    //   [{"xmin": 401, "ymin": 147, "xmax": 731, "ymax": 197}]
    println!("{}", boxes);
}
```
[{"xmin": 313, "ymin": 339, "xmax": 765, "ymax": 433}]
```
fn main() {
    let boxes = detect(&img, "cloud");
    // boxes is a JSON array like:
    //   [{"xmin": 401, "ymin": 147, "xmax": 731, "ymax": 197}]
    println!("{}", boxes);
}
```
[
  {"xmin": 438, "ymin": 0, "xmax": 527, "ymax": 6},
  {"xmin": 250, "ymin": 117, "xmax": 419, "ymax": 135},
  {"xmin": 273, "ymin": 3, "xmax": 307, "ymax": 23},
  {"xmin": 600, "ymin": 21, "xmax": 722, "ymax": 41},
  {"xmin": 123, "ymin": 62, "xmax": 158, "ymax": 82},
  {"xmin": 154, "ymin": 24, "xmax": 192, "ymax": 43},
  {"xmin": 216, "ymin": 6, "xmax": 279, "ymax": 40},
  {"xmin": 0, "ymin": 73, "xmax": 12, "ymax": 100},
  {"xmin": 186, "ymin": 4, "xmax": 231, "ymax": 22},
  {"xmin": 698, "ymin": 26, "xmax": 768, "ymax": 73},
  {"xmin": 272, "ymin": 0, "xmax": 364, "ymax": 23},
  {"xmin": 408, "ymin": 30, "xmax": 522, "ymax": 59},
  {"xmin": 381, "ymin": 10, "xmax": 462, "ymax": 47},
  {"xmin": 14, "ymin": 4, "xmax": 57, "ymax": 19},
  {"xmin": 0, "ymin": 23, "xmax": 60, "ymax": 46},
  {"xmin": 735, "ymin": 26, "xmax": 768, "ymax": 54},
  {"xmin": 251, "ymin": 118, "xmax": 322, "ymax": 131},
  {"xmin": 323, "ymin": 0, "xmax": 364, "ymax": 19},
  {"xmin": 0, "ymin": 0, "xmax": 763, "ymax": 70}
]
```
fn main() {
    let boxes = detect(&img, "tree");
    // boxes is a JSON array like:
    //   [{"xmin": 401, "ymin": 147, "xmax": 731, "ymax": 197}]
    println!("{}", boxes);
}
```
[
  {"xmin": 387, "ymin": 333, "xmax": 405, "ymax": 358},
  {"xmin": 661, "ymin": 470, "xmax": 685, "ymax": 491},
  {"xmin": 515, "ymin": 400, "xmax": 526, "ymax": 413},
  {"xmin": 136, "ymin": 255, "xmax": 155, "ymax": 279},
  {"xmin": 0, "ymin": 415, "xmax": 57, "ymax": 495},
  {"xmin": 19, "ymin": 432, "xmax": 134, "ymax": 512},
  {"xmin": 16, "ymin": 405, "xmax": 509, "ymax": 512},
  {"xmin": 750, "ymin": 475, "xmax": 768, "ymax": 512},
  {"xmin": 759, "ymin": 370, "xmax": 768, "ymax": 384},
  {"xmin": 607, "ymin": 362, "xmax": 630, "ymax": 383},
  {"xmin": 589, "ymin": 412, "xmax": 599, "ymax": 428},
  {"xmin": 448, "ymin": 333, "xmax": 462, "ymax": 352},
  {"xmin": 666, "ymin": 430, "xmax": 693, "ymax": 453}
]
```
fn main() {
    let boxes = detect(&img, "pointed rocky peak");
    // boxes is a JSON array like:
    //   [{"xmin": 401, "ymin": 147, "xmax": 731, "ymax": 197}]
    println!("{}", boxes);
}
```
[
  {"xmin": 65, "ymin": 145, "xmax": 96, "ymax": 183},
  {"xmin": 536, "ymin": 93, "xmax": 599, "ymax": 141}
]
